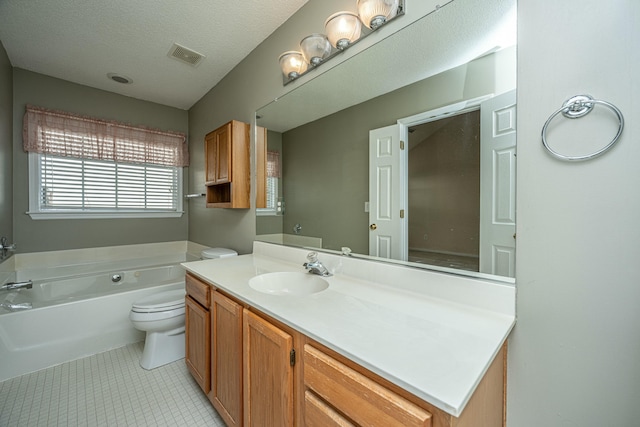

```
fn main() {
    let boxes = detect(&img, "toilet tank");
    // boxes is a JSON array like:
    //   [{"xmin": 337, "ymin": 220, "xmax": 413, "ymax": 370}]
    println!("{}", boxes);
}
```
[{"xmin": 201, "ymin": 248, "xmax": 238, "ymax": 260}]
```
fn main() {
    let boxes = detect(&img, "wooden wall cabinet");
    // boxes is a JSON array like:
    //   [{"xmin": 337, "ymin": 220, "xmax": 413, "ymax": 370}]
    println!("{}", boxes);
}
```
[
  {"xmin": 185, "ymin": 274, "xmax": 211, "ymax": 393},
  {"xmin": 205, "ymin": 120, "xmax": 250, "ymax": 208}
]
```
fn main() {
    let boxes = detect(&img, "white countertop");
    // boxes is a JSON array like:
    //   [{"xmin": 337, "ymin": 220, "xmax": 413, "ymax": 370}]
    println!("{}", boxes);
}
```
[{"xmin": 182, "ymin": 241, "xmax": 515, "ymax": 417}]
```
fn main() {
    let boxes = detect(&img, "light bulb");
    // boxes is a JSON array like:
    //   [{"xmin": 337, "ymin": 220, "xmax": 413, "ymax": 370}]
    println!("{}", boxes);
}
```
[
  {"xmin": 357, "ymin": 0, "xmax": 399, "ymax": 29},
  {"xmin": 278, "ymin": 51, "xmax": 307, "ymax": 80},
  {"xmin": 324, "ymin": 11, "xmax": 362, "ymax": 50}
]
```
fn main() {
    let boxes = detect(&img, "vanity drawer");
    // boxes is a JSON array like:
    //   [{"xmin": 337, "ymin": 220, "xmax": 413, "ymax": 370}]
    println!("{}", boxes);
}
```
[
  {"xmin": 186, "ymin": 273, "xmax": 210, "ymax": 308},
  {"xmin": 304, "ymin": 390, "xmax": 355, "ymax": 427},
  {"xmin": 303, "ymin": 344, "xmax": 432, "ymax": 427}
]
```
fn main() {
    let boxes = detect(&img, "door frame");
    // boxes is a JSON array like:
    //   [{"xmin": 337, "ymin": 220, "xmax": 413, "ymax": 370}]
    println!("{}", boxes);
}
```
[
  {"xmin": 393, "ymin": 94, "xmax": 494, "ymax": 261},
  {"xmin": 397, "ymin": 95, "xmax": 493, "ymax": 132}
]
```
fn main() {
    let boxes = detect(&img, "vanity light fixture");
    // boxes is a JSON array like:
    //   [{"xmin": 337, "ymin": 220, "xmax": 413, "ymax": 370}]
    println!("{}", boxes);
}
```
[
  {"xmin": 278, "ymin": 51, "xmax": 308, "ymax": 81},
  {"xmin": 357, "ymin": 0, "xmax": 400, "ymax": 29},
  {"xmin": 325, "ymin": 11, "xmax": 362, "ymax": 50},
  {"xmin": 279, "ymin": 0, "xmax": 403, "ymax": 85},
  {"xmin": 300, "ymin": 33, "xmax": 332, "ymax": 66}
]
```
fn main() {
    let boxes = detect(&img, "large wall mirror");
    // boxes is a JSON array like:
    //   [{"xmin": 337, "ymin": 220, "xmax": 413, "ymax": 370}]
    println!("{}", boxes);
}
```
[{"xmin": 255, "ymin": 0, "xmax": 517, "ymax": 282}]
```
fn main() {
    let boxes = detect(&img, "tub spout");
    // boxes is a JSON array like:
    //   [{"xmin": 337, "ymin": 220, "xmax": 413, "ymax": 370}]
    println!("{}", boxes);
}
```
[
  {"xmin": 0, "ymin": 302, "xmax": 32, "ymax": 311},
  {"xmin": 1, "ymin": 280, "xmax": 33, "ymax": 291}
]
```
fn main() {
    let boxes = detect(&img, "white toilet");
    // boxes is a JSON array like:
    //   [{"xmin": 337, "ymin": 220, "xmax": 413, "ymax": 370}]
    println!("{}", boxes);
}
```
[
  {"xmin": 129, "ymin": 247, "xmax": 237, "ymax": 370},
  {"xmin": 130, "ymin": 288, "xmax": 186, "ymax": 370}
]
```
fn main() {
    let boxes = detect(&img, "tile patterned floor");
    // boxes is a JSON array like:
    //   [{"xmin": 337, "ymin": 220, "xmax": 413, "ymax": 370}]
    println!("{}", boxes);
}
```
[{"xmin": 0, "ymin": 342, "xmax": 225, "ymax": 426}]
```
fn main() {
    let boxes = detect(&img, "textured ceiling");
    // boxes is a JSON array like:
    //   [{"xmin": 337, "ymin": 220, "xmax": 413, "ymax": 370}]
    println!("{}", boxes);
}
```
[{"xmin": 0, "ymin": 0, "xmax": 309, "ymax": 110}]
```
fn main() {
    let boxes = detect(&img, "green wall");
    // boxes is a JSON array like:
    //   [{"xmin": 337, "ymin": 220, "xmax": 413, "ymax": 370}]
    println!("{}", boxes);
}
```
[
  {"xmin": 187, "ymin": 0, "xmax": 357, "ymax": 255},
  {"xmin": 0, "ymin": 42, "xmax": 12, "ymax": 247},
  {"xmin": 186, "ymin": 0, "xmax": 451, "ymax": 255},
  {"xmin": 12, "ymin": 69, "xmax": 189, "ymax": 253}
]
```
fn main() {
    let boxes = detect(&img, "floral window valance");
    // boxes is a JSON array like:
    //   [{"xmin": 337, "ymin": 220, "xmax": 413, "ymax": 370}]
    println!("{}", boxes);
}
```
[{"xmin": 23, "ymin": 105, "xmax": 189, "ymax": 167}]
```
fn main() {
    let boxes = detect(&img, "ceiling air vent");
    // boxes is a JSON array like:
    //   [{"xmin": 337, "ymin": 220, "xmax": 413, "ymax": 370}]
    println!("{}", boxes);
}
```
[{"xmin": 168, "ymin": 43, "xmax": 205, "ymax": 67}]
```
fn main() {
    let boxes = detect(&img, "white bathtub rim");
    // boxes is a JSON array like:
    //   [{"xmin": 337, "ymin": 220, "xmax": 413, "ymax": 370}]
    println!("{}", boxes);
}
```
[{"xmin": 1, "ymin": 262, "xmax": 186, "ymax": 314}]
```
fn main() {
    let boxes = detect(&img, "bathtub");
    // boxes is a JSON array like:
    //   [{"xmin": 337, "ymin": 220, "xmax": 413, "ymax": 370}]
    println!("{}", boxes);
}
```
[{"xmin": 0, "ymin": 262, "xmax": 187, "ymax": 382}]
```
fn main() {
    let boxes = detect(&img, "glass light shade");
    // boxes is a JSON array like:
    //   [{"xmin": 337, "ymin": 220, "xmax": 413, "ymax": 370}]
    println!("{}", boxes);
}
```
[
  {"xmin": 357, "ymin": 0, "xmax": 399, "ymax": 29},
  {"xmin": 324, "ymin": 11, "xmax": 362, "ymax": 50},
  {"xmin": 300, "ymin": 34, "xmax": 332, "ymax": 66},
  {"xmin": 278, "ymin": 51, "xmax": 307, "ymax": 80}
]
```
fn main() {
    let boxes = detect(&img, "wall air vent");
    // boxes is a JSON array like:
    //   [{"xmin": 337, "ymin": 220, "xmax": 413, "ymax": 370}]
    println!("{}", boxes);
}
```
[{"xmin": 168, "ymin": 43, "xmax": 205, "ymax": 67}]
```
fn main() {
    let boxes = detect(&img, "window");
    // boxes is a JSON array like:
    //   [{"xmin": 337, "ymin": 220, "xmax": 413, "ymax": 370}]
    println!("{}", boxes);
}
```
[
  {"xmin": 29, "ymin": 153, "xmax": 182, "ymax": 219},
  {"xmin": 23, "ymin": 105, "xmax": 187, "ymax": 219},
  {"xmin": 257, "ymin": 151, "xmax": 282, "ymax": 216},
  {"xmin": 266, "ymin": 176, "xmax": 278, "ymax": 210}
]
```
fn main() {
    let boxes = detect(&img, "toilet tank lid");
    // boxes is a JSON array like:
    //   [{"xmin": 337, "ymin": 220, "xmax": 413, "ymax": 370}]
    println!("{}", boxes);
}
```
[{"xmin": 201, "ymin": 247, "xmax": 238, "ymax": 259}]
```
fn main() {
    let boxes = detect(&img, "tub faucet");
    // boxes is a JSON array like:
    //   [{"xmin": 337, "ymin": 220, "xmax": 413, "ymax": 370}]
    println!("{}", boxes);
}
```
[
  {"xmin": 1, "ymin": 280, "xmax": 33, "ymax": 291},
  {"xmin": 0, "ymin": 237, "xmax": 16, "ymax": 260},
  {"xmin": 0, "ymin": 302, "xmax": 32, "ymax": 311},
  {"xmin": 303, "ymin": 252, "xmax": 332, "ymax": 277}
]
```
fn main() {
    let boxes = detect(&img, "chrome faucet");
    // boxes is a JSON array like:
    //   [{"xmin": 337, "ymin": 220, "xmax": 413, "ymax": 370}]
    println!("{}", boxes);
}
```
[
  {"xmin": 303, "ymin": 252, "xmax": 332, "ymax": 277},
  {"xmin": 0, "ymin": 237, "xmax": 16, "ymax": 260},
  {"xmin": 1, "ymin": 280, "xmax": 33, "ymax": 291},
  {"xmin": 0, "ymin": 302, "xmax": 32, "ymax": 311}
]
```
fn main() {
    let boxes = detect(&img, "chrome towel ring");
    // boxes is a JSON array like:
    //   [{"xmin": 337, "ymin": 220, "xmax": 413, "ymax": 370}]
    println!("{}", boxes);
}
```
[{"xmin": 541, "ymin": 94, "xmax": 624, "ymax": 161}]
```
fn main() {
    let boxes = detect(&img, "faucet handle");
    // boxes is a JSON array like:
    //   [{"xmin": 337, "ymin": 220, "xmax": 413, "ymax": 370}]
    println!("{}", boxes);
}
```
[{"xmin": 306, "ymin": 251, "xmax": 318, "ymax": 263}]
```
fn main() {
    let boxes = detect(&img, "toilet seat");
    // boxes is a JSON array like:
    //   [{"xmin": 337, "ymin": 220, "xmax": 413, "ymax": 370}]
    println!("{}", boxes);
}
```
[
  {"xmin": 131, "ymin": 289, "xmax": 185, "ymax": 313},
  {"xmin": 129, "ymin": 306, "xmax": 185, "ymax": 323}
]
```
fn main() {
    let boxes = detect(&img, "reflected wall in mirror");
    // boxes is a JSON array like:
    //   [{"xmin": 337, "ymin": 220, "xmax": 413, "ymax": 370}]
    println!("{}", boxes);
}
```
[
  {"xmin": 406, "ymin": 110, "xmax": 481, "ymax": 272},
  {"xmin": 256, "ymin": 0, "xmax": 517, "ymax": 281}
]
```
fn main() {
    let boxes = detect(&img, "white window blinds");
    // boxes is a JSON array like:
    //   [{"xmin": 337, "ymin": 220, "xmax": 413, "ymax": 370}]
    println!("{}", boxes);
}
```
[{"xmin": 40, "ymin": 155, "xmax": 179, "ymax": 210}]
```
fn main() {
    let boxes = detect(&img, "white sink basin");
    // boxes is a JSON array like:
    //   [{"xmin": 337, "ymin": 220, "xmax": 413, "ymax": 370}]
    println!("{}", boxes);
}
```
[{"xmin": 249, "ymin": 272, "xmax": 329, "ymax": 296}]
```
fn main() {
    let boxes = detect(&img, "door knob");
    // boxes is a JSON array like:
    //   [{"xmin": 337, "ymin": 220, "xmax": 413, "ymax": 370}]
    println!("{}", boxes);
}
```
[{"xmin": 369, "ymin": 224, "xmax": 377, "ymax": 230}]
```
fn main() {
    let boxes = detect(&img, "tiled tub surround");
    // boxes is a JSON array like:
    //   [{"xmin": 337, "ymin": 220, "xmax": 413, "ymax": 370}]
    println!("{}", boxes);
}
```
[
  {"xmin": 182, "ymin": 241, "xmax": 516, "ymax": 417},
  {"xmin": 0, "ymin": 241, "xmax": 208, "ymax": 382}
]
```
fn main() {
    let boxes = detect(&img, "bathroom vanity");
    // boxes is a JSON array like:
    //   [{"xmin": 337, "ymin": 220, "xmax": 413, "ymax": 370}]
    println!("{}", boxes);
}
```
[{"xmin": 182, "ymin": 241, "xmax": 515, "ymax": 427}]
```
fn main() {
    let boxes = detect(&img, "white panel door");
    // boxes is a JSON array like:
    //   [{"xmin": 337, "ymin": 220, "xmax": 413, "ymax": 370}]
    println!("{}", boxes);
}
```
[
  {"xmin": 480, "ymin": 90, "xmax": 517, "ymax": 277},
  {"xmin": 368, "ymin": 124, "xmax": 407, "ymax": 260}
]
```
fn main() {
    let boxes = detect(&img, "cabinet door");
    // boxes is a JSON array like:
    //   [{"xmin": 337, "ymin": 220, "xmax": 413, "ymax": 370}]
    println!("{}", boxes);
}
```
[
  {"xmin": 185, "ymin": 296, "xmax": 210, "ymax": 393},
  {"xmin": 243, "ymin": 309, "xmax": 294, "ymax": 427},
  {"xmin": 215, "ymin": 123, "xmax": 231, "ymax": 183},
  {"xmin": 255, "ymin": 126, "xmax": 267, "ymax": 209},
  {"xmin": 204, "ymin": 131, "xmax": 218, "ymax": 185},
  {"xmin": 211, "ymin": 292, "xmax": 243, "ymax": 427},
  {"xmin": 205, "ymin": 122, "xmax": 232, "ymax": 184}
]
